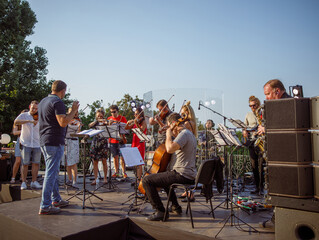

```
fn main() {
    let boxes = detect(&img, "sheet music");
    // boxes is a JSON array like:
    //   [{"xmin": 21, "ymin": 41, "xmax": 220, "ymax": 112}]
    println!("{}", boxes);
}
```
[
  {"xmin": 229, "ymin": 118, "xmax": 248, "ymax": 129},
  {"xmin": 120, "ymin": 147, "xmax": 144, "ymax": 167},
  {"xmin": 96, "ymin": 125, "xmax": 120, "ymax": 139},
  {"xmin": 76, "ymin": 129, "xmax": 104, "ymax": 137},
  {"xmin": 218, "ymin": 124, "xmax": 242, "ymax": 146},
  {"xmin": 211, "ymin": 130, "xmax": 231, "ymax": 146},
  {"xmin": 132, "ymin": 128, "xmax": 150, "ymax": 142}
]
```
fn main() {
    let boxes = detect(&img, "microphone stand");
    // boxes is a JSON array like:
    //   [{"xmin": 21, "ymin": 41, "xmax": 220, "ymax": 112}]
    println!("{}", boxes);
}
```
[{"xmin": 198, "ymin": 102, "xmax": 230, "ymax": 209}]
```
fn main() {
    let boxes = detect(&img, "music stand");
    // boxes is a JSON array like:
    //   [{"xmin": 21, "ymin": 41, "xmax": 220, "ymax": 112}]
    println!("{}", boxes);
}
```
[
  {"xmin": 214, "ymin": 124, "xmax": 259, "ymax": 238},
  {"xmin": 66, "ymin": 129, "xmax": 104, "ymax": 209},
  {"xmin": 120, "ymin": 147, "xmax": 145, "ymax": 214},
  {"xmin": 93, "ymin": 124, "xmax": 122, "ymax": 191}
]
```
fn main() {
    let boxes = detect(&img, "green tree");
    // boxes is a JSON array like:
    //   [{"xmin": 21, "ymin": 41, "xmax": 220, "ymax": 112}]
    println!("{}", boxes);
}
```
[{"xmin": 0, "ymin": 0, "xmax": 51, "ymax": 134}]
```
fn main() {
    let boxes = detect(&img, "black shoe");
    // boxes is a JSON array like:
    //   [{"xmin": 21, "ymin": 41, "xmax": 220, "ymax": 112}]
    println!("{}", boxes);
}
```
[
  {"xmin": 182, "ymin": 197, "xmax": 195, "ymax": 202},
  {"xmin": 168, "ymin": 205, "xmax": 182, "ymax": 215},
  {"xmin": 147, "ymin": 210, "xmax": 166, "ymax": 221}
]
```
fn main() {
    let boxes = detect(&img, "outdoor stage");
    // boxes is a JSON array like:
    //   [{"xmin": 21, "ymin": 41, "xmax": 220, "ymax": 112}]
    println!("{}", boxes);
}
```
[{"xmin": 0, "ymin": 171, "xmax": 275, "ymax": 240}]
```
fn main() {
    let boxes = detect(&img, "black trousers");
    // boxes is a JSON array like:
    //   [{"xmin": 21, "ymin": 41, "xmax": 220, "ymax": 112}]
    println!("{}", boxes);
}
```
[
  {"xmin": 248, "ymin": 145, "xmax": 264, "ymax": 190},
  {"xmin": 142, "ymin": 170, "xmax": 194, "ymax": 212}
]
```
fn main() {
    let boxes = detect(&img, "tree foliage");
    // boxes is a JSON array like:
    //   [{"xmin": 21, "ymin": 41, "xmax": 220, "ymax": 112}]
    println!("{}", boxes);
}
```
[{"xmin": 0, "ymin": 0, "xmax": 51, "ymax": 134}]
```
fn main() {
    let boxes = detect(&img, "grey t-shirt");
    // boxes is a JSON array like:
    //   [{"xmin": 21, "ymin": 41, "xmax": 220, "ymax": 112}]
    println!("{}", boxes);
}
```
[{"xmin": 168, "ymin": 129, "xmax": 197, "ymax": 180}]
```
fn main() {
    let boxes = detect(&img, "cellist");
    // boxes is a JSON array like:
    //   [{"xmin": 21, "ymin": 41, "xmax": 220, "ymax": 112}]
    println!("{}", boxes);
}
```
[
  {"xmin": 143, "ymin": 112, "xmax": 197, "ymax": 221},
  {"xmin": 149, "ymin": 99, "xmax": 172, "ymax": 146}
]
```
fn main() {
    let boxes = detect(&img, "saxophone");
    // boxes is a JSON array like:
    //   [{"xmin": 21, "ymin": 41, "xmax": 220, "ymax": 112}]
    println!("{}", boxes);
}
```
[{"xmin": 254, "ymin": 106, "xmax": 265, "ymax": 153}]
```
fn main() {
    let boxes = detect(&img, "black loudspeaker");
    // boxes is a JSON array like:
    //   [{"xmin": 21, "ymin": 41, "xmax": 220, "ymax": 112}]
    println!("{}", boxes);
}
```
[
  {"xmin": 264, "ymin": 98, "xmax": 310, "ymax": 130},
  {"xmin": 276, "ymin": 207, "xmax": 319, "ymax": 240},
  {"xmin": 267, "ymin": 131, "xmax": 312, "ymax": 164},
  {"xmin": 310, "ymin": 96, "xmax": 319, "ymax": 129},
  {"xmin": 314, "ymin": 163, "xmax": 319, "ymax": 199},
  {"xmin": 312, "ymin": 132, "xmax": 319, "ymax": 163},
  {"xmin": 268, "ymin": 163, "xmax": 313, "ymax": 198}
]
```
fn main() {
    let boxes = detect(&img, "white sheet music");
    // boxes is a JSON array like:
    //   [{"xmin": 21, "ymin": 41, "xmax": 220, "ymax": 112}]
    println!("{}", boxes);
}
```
[
  {"xmin": 132, "ymin": 128, "xmax": 150, "ymax": 142},
  {"xmin": 77, "ymin": 129, "xmax": 104, "ymax": 137},
  {"xmin": 120, "ymin": 147, "xmax": 144, "ymax": 167}
]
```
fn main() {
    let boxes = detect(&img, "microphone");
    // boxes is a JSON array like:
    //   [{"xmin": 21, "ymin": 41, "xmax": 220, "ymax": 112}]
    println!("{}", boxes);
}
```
[{"xmin": 198, "ymin": 101, "xmax": 201, "ymax": 110}]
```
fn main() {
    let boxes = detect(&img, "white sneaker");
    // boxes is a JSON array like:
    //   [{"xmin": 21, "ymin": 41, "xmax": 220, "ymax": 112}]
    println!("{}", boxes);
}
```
[
  {"xmin": 21, "ymin": 182, "xmax": 27, "ymax": 190},
  {"xmin": 31, "ymin": 181, "xmax": 42, "ymax": 189}
]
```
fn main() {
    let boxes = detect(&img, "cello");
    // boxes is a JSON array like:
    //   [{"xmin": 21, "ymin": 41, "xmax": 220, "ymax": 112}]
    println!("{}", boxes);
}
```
[
  {"xmin": 138, "ymin": 143, "xmax": 171, "ymax": 195},
  {"xmin": 138, "ymin": 116, "xmax": 187, "ymax": 195}
]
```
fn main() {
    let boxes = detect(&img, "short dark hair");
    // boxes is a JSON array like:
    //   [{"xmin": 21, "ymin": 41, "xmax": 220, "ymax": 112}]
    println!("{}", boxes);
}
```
[
  {"xmin": 264, "ymin": 79, "xmax": 286, "ymax": 92},
  {"xmin": 167, "ymin": 112, "xmax": 181, "ymax": 124},
  {"xmin": 156, "ymin": 99, "xmax": 167, "ymax": 108},
  {"xmin": 52, "ymin": 80, "xmax": 67, "ymax": 92},
  {"xmin": 30, "ymin": 100, "xmax": 38, "ymax": 105},
  {"xmin": 110, "ymin": 105, "xmax": 119, "ymax": 111}
]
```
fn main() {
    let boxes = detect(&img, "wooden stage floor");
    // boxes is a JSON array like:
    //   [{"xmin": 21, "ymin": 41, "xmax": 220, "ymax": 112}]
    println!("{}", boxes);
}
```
[{"xmin": 0, "ymin": 171, "xmax": 275, "ymax": 240}]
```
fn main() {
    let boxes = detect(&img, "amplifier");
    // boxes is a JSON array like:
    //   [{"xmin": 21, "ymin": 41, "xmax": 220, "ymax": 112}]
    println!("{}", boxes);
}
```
[
  {"xmin": 312, "ymin": 131, "xmax": 319, "ymax": 163},
  {"xmin": 314, "ymin": 163, "xmax": 319, "ymax": 199},
  {"xmin": 268, "ymin": 163, "xmax": 313, "ymax": 198},
  {"xmin": 311, "ymin": 96, "xmax": 319, "ymax": 129},
  {"xmin": 264, "ymin": 98, "xmax": 310, "ymax": 130},
  {"xmin": 275, "ymin": 207, "xmax": 319, "ymax": 240},
  {"xmin": 267, "ymin": 130, "xmax": 312, "ymax": 164}
]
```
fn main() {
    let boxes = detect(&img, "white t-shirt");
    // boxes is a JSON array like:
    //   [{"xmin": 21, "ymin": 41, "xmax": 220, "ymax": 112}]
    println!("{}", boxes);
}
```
[{"xmin": 15, "ymin": 112, "xmax": 40, "ymax": 148}]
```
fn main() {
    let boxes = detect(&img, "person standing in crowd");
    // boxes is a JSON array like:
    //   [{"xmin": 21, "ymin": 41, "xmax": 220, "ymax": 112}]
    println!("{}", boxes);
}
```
[
  {"xmin": 89, "ymin": 108, "xmax": 109, "ymax": 185},
  {"xmin": 62, "ymin": 108, "xmax": 82, "ymax": 187},
  {"xmin": 10, "ymin": 109, "xmax": 28, "ymax": 184},
  {"xmin": 143, "ymin": 113, "xmax": 197, "ymax": 221},
  {"xmin": 14, "ymin": 101, "xmax": 42, "ymax": 190},
  {"xmin": 149, "ymin": 99, "xmax": 172, "ymax": 146},
  {"xmin": 107, "ymin": 105, "xmax": 127, "ymax": 178},
  {"xmin": 38, "ymin": 80, "xmax": 79, "ymax": 215},
  {"xmin": 242, "ymin": 95, "xmax": 263, "ymax": 194},
  {"xmin": 125, "ymin": 107, "xmax": 147, "ymax": 182}
]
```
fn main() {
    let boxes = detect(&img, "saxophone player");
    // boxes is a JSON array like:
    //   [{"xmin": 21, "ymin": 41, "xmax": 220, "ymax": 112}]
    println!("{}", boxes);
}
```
[{"xmin": 242, "ymin": 95, "xmax": 263, "ymax": 195}]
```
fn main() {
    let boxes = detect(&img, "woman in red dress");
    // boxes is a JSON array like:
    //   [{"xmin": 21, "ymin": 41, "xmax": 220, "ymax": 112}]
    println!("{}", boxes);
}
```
[{"xmin": 125, "ymin": 107, "xmax": 147, "ymax": 181}]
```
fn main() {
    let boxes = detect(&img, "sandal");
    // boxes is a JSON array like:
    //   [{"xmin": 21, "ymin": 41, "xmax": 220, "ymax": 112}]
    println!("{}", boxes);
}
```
[{"xmin": 91, "ymin": 180, "xmax": 96, "ymax": 185}]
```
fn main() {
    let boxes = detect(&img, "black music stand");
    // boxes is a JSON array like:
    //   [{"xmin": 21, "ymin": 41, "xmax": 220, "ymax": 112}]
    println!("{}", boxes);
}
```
[
  {"xmin": 120, "ymin": 147, "xmax": 145, "ymax": 214},
  {"xmin": 214, "ymin": 125, "xmax": 259, "ymax": 238},
  {"xmin": 66, "ymin": 130, "xmax": 104, "ymax": 209},
  {"xmin": 91, "ymin": 124, "xmax": 121, "ymax": 191}
]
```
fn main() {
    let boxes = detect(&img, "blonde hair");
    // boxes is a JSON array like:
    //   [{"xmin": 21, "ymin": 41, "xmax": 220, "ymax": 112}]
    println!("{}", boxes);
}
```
[
  {"xmin": 181, "ymin": 101, "xmax": 198, "ymax": 137},
  {"xmin": 248, "ymin": 96, "xmax": 261, "ymax": 107}
]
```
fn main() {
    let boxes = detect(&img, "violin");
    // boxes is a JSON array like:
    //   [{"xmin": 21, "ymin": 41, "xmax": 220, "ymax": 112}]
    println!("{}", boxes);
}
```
[{"xmin": 32, "ymin": 112, "xmax": 38, "ymax": 121}]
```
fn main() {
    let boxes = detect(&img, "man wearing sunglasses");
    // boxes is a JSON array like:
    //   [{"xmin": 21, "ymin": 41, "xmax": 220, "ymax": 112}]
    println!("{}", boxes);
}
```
[
  {"xmin": 107, "ymin": 105, "xmax": 127, "ymax": 178},
  {"xmin": 242, "ymin": 95, "xmax": 263, "ymax": 195}
]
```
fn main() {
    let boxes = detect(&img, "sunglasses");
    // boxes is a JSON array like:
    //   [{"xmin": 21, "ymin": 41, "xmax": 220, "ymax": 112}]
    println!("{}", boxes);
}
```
[
  {"xmin": 249, "ymin": 104, "xmax": 256, "ymax": 108},
  {"xmin": 110, "ymin": 111, "xmax": 117, "ymax": 113}
]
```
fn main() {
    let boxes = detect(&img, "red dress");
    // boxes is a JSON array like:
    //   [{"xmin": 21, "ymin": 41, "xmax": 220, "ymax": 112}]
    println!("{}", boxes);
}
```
[{"xmin": 131, "ymin": 124, "xmax": 147, "ymax": 160}]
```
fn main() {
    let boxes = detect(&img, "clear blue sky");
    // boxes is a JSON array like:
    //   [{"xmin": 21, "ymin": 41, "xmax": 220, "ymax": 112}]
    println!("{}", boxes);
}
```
[{"xmin": 27, "ymin": 0, "xmax": 319, "ymax": 124}]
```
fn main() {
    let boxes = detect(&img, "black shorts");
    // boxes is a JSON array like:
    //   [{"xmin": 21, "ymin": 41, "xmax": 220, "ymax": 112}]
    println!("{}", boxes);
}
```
[{"xmin": 109, "ymin": 143, "xmax": 125, "ymax": 157}]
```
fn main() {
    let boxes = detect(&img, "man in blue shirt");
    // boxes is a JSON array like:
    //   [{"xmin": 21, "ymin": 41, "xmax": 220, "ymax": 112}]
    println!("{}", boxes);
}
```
[{"xmin": 38, "ymin": 80, "xmax": 79, "ymax": 215}]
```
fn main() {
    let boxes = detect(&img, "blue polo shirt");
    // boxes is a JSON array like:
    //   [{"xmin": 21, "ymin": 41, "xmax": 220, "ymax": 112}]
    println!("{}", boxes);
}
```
[{"xmin": 38, "ymin": 94, "xmax": 66, "ymax": 146}]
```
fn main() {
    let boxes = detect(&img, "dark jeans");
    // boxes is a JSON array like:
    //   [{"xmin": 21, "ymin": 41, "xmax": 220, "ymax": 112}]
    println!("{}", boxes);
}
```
[{"xmin": 142, "ymin": 170, "xmax": 194, "ymax": 212}]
